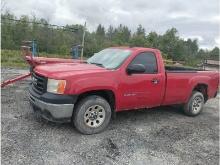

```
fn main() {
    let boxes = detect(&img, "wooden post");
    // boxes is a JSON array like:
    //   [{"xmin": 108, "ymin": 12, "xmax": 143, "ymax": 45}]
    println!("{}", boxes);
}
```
[{"xmin": 80, "ymin": 22, "xmax": 86, "ymax": 61}]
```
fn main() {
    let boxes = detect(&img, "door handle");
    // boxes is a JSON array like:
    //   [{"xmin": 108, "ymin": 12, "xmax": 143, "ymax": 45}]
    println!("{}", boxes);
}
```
[{"xmin": 151, "ymin": 78, "xmax": 159, "ymax": 84}]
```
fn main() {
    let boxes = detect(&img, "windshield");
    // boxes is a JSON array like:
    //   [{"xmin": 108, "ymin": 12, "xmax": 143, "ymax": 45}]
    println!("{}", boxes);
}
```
[{"xmin": 87, "ymin": 48, "xmax": 131, "ymax": 69}]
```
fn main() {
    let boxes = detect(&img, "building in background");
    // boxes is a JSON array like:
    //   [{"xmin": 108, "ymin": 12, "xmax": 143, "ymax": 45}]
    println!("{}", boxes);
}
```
[{"xmin": 204, "ymin": 60, "xmax": 220, "ymax": 71}]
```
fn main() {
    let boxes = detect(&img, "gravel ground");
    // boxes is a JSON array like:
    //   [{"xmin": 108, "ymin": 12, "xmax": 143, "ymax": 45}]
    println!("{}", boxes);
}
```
[{"xmin": 1, "ymin": 68, "xmax": 219, "ymax": 165}]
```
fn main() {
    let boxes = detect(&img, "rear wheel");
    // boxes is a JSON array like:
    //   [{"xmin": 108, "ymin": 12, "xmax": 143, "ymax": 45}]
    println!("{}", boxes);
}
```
[
  {"xmin": 73, "ymin": 95, "xmax": 112, "ymax": 134},
  {"xmin": 183, "ymin": 91, "xmax": 204, "ymax": 116}
]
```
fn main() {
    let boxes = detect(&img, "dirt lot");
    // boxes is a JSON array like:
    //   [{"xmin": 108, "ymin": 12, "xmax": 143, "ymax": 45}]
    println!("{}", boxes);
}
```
[{"xmin": 1, "ymin": 68, "xmax": 219, "ymax": 165}]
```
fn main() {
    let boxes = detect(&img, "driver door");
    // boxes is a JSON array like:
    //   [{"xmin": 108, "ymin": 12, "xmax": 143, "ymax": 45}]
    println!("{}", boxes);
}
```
[{"xmin": 118, "ymin": 52, "xmax": 164, "ymax": 110}]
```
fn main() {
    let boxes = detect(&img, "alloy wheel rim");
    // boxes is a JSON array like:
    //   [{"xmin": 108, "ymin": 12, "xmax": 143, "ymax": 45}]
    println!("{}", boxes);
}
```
[
  {"xmin": 192, "ymin": 96, "xmax": 203, "ymax": 112},
  {"xmin": 84, "ymin": 105, "xmax": 106, "ymax": 128}
]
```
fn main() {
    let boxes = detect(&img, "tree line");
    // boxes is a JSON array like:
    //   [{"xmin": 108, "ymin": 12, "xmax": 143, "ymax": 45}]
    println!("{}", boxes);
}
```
[{"xmin": 1, "ymin": 11, "xmax": 219, "ymax": 66}]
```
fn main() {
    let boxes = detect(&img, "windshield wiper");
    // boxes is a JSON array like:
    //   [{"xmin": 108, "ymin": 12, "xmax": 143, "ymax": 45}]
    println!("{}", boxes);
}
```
[{"xmin": 89, "ymin": 62, "xmax": 105, "ymax": 68}]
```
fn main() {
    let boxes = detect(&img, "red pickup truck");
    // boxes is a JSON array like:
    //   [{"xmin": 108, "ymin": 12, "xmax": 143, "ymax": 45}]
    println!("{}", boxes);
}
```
[{"xmin": 29, "ymin": 47, "xmax": 219, "ymax": 134}]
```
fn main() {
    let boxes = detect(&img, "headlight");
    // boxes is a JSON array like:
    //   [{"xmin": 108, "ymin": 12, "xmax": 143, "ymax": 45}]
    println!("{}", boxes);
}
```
[{"xmin": 47, "ymin": 79, "xmax": 66, "ymax": 94}]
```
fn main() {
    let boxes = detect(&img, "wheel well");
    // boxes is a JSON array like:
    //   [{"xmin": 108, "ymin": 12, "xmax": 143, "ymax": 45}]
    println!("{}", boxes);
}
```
[
  {"xmin": 76, "ymin": 90, "xmax": 116, "ymax": 113},
  {"xmin": 193, "ymin": 84, "xmax": 208, "ymax": 102}
]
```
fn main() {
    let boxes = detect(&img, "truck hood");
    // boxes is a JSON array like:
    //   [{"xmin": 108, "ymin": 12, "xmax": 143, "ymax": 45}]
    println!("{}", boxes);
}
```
[{"xmin": 34, "ymin": 63, "xmax": 109, "ymax": 79}]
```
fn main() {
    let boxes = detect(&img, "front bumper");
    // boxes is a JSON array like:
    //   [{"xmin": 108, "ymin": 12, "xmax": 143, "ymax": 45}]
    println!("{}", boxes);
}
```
[{"xmin": 29, "ymin": 86, "xmax": 77, "ymax": 123}]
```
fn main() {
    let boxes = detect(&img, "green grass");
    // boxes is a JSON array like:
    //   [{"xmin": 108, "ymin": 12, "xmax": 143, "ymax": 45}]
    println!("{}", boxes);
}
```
[
  {"xmin": 1, "ymin": 49, "xmax": 70, "ymax": 68},
  {"xmin": 1, "ymin": 49, "xmax": 28, "ymax": 68}
]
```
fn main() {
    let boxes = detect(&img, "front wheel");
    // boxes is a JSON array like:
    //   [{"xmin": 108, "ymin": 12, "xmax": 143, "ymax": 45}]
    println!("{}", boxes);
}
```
[
  {"xmin": 183, "ymin": 91, "xmax": 204, "ymax": 116},
  {"xmin": 73, "ymin": 95, "xmax": 112, "ymax": 134}
]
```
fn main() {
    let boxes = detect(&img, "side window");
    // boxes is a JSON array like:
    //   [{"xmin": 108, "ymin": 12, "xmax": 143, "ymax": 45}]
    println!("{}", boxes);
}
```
[{"xmin": 129, "ymin": 52, "xmax": 158, "ymax": 74}]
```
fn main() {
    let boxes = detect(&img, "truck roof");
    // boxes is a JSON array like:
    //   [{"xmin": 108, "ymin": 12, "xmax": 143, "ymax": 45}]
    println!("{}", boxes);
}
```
[{"xmin": 109, "ymin": 46, "xmax": 160, "ymax": 52}]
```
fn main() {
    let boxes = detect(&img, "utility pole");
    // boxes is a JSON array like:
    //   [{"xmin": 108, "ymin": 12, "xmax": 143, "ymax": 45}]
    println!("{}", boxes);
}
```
[{"xmin": 80, "ymin": 22, "xmax": 86, "ymax": 60}]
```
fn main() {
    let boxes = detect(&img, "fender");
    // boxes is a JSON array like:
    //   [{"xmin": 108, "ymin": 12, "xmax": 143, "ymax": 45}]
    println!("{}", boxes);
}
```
[
  {"xmin": 67, "ymin": 76, "xmax": 119, "ymax": 109},
  {"xmin": 185, "ymin": 76, "xmax": 210, "ymax": 102}
]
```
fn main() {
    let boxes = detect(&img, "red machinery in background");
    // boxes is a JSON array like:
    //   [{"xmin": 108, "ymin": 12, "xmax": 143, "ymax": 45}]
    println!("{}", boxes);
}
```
[{"xmin": 1, "ymin": 41, "xmax": 84, "ymax": 88}]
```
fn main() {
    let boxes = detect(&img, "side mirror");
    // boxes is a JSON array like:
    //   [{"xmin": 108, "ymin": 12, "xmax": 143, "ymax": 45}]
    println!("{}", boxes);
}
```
[{"xmin": 126, "ymin": 64, "xmax": 146, "ymax": 75}]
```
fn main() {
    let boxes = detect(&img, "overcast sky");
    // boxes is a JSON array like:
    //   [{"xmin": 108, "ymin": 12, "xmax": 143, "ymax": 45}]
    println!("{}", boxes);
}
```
[{"xmin": 2, "ymin": 0, "xmax": 220, "ymax": 49}]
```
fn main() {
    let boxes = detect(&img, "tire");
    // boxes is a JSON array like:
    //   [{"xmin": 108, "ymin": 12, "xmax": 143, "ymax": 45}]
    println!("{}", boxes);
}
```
[
  {"xmin": 30, "ymin": 103, "xmax": 38, "ymax": 112},
  {"xmin": 73, "ymin": 95, "xmax": 112, "ymax": 134},
  {"xmin": 183, "ymin": 91, "xmax": 204, "ymax": 116}
]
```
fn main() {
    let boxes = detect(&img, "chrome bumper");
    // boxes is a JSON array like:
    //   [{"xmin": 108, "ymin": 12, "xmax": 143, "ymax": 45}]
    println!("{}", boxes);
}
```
[{"xmin": 29, "ymin": 93, "xmax": 74, "ymax": 122}]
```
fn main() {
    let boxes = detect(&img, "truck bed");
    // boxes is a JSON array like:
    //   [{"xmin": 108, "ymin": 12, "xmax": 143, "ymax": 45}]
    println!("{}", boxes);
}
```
[{"xmin": 163, "ymin": 68, "xmax": 219, "ymax": 106}]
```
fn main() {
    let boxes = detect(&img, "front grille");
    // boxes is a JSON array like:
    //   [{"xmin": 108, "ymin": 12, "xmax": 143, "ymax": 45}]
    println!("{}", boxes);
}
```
[{"xmin": 32, "ymin": 72, "xmax": 47, "ymax": 94}]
